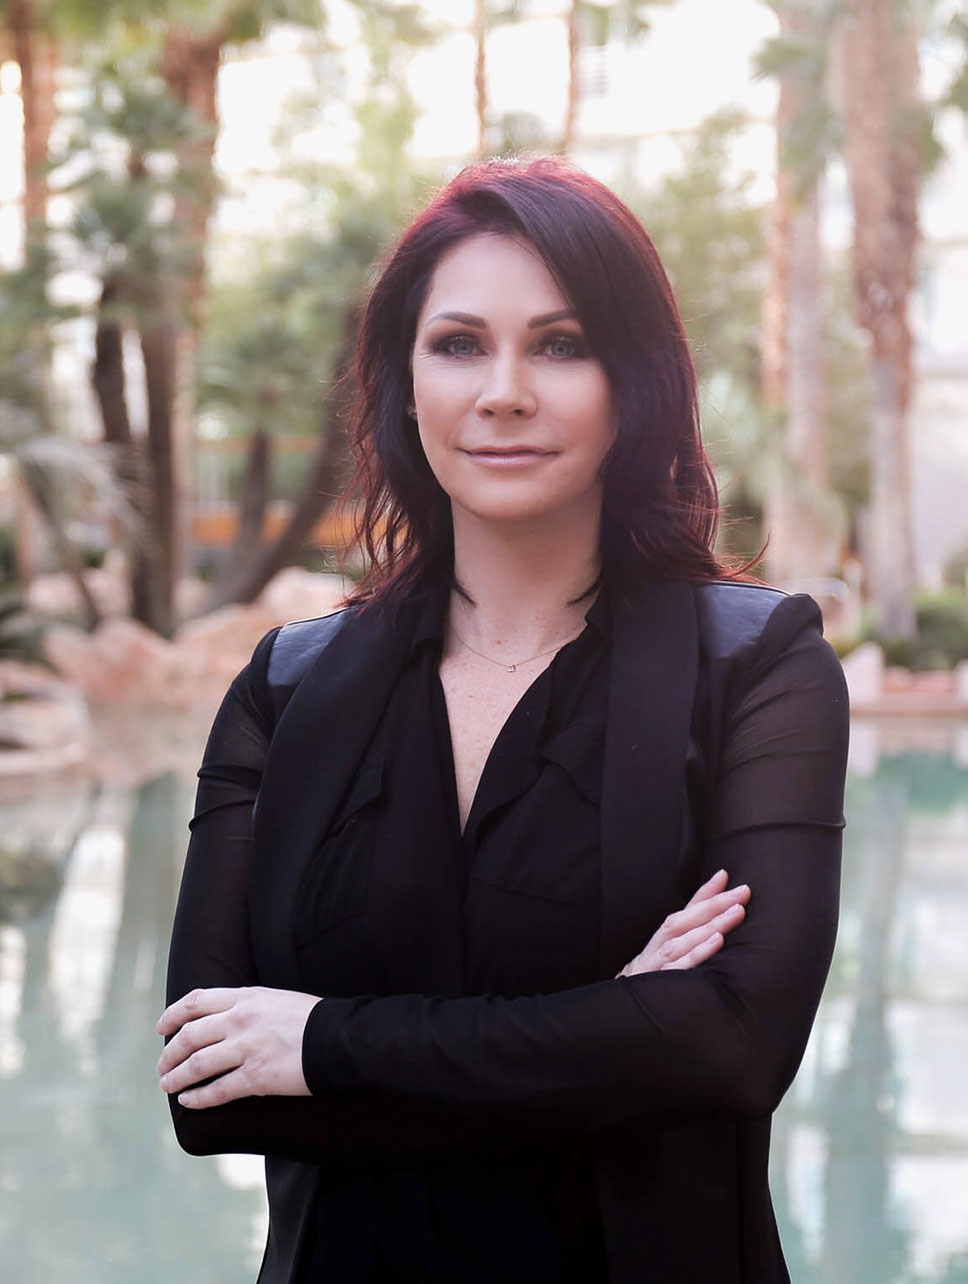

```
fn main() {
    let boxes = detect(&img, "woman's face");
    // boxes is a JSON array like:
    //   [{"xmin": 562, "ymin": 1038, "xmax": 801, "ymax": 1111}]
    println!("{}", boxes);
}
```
[{"xmin": 411, "ymin": 233, "xmax": 615, "ymax": 531}]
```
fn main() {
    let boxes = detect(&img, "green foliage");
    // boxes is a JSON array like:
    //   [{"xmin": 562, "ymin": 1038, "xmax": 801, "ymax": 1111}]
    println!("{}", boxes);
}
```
[
  {"xmin": 0, "ymin": 592, "xmax": 46, "ymax": 666},
  {"xmin": 946, "ymin": 19, "xmax": 968, "ymax": 111},
  {"xmin": 752, "ymin": 3, "xmax": 841, "ymax": 193},
  {"xmin": 53, "ymin": 68, "xmax": 201, "ymax": 305},
  {"xmin": 943, "ymin": 539, "xmax": 968, "ymax": 588},
  {"xmin": 823, "ymin": 266, "xmax": 872, "ymax": 516},
  {"xmin": 628, "ymin": 109, "xmax": 765, "ymax": 387},
  {"xmin": 865, "ymin": 590, "xmax": 968, "ymax": 670},
  {"xmin": 201, "ymin": 0, "xmax": 438, "ymax": 441},
  {"xmin": 579, "ymin": 0, "xmax": 672, "ymax": 47},
  {"xmin": 616, "ymin": 110, "xmax": 769, "ymax": 561},
  {"xmin": 0, "ymin": 246, "xmax": 65, "ymax": 429}
]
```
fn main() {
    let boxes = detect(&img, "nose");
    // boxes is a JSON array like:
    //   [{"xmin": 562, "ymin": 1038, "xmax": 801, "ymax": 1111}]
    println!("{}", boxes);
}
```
[{"xmin": 475, "ymin": 352, "xmax": 537, "ymax": 418}]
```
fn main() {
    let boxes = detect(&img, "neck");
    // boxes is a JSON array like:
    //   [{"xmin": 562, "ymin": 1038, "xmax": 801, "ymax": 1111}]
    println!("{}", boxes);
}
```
[{"xmin": 448, "ymin": 503, "xmax": 602, "ymax": 653}]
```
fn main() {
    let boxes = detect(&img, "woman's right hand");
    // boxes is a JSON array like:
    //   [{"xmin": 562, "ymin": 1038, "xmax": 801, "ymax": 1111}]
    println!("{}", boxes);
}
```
[{"xmin": 616, "ymin": 869, "xmax": 750, "ymax": 978}]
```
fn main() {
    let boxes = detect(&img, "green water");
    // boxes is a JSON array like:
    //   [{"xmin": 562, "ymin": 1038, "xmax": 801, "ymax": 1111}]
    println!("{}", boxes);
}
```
[{"xmin": 1, "ymin": 730, "xmax": 966, "ymax": 1282}]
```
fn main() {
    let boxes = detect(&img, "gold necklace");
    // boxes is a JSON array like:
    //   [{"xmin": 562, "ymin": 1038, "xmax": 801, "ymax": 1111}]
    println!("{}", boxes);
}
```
[{"xmin": 448, "ymin": 621, "xmax": 586, "ymax": 673}]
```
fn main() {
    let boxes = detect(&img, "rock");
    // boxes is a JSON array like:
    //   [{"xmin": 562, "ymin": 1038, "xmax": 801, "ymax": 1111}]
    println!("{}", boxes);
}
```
[
  {"xmin": 0, "ymin": 659, "xmax": 91, "ymax": 779},
  {"xmin": 841, "ymin": 642, "xmax": 884, "ymax": 707},
  {"xmin": 40, "ymin": 572, "xmax": 349, "ymax": 715},
  {"xmin": 44, "ymin": 618, "xmax": 176, "ymax": 703},
  {"xmin": 256, "ymin": 569, "xmax": 346, "ymax": 623},
  {"xmin": 26, "ymin": 548, "xmax": 130, "ymax": 618},
  {"xmin": 956, "ymin": 661, "xmax": 968, "ymax": 705}
]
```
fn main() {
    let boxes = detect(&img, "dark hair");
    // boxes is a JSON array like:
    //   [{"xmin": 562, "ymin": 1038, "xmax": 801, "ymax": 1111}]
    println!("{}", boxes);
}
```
[{"xmin": 342, "ymin": 155, "xmax": 726, "ymax": 604}]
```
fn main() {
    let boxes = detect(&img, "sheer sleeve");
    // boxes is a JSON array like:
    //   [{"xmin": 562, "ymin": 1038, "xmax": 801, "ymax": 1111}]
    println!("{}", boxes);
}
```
[
  {"xmin": 164, "ymin": 630, "xmax": 566, "ymax": 1164},
  {"xmin": 298, "ymin": 597, "xmax": 848, "ymax": 1136}
]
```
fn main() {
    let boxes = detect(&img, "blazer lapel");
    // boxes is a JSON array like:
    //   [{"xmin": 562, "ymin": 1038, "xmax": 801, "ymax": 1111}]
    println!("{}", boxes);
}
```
[
  {"xmin": 598, "ymin": 579, "xmax": 699, "ymax": 977},
  {"xmin": 251, "ymin": 600, "xmax": 417, "ymax": 985}
]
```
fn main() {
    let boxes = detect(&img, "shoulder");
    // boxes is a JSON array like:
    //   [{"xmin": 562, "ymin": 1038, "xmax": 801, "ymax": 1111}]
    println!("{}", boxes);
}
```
[
  {"xmin": 265, "ymin": 606, "xmax": 357, "ymax": 690},
  {"xmin": 692, "ymin": 579, "xmax": 823, "ymax": 666},
  {"xmin": 691, "ymin": 581, "xmax": 846, "ymax": 738}
]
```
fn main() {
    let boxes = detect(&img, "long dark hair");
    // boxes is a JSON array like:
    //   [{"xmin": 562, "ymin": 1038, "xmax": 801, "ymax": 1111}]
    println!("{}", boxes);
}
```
[{"xmin": 342, "ymin": 156, "xmax": 727, "ymax": 604}]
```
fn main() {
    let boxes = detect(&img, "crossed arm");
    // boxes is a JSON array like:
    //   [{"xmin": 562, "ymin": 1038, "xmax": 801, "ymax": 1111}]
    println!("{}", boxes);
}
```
[{"xmin": 158, "ymin": 609, "xmax": 848, "ymax": 1161}]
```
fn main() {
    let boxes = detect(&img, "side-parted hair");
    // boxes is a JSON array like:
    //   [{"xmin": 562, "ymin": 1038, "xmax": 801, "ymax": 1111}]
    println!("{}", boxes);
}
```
[{"xmin": 343, "ymin": 156, "xmax": 727, "ymax": 604}]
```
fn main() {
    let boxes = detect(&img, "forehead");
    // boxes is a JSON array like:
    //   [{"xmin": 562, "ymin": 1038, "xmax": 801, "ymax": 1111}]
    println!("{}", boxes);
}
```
[{"xmin": 418, "ymin": 233, "xmax": 567, "ymax": 321}]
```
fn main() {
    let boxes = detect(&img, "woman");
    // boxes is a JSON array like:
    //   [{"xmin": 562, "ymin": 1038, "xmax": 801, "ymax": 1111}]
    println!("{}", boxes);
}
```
[{"xmin": 158, "ymin": 158, "xmax": 849, "ymax": 1284}]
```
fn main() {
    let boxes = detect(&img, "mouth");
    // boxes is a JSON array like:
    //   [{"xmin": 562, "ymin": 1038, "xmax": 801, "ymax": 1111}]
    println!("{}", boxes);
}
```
[{"xmin": 464, "ymin": 446, "xmax": 555, "ymax": 465}]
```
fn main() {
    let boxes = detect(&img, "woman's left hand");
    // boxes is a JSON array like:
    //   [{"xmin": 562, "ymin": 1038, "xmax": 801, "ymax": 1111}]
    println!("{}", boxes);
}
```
[{"xmin": 156, "ymin": 986, "xmax": 321, "ymax": 1108}]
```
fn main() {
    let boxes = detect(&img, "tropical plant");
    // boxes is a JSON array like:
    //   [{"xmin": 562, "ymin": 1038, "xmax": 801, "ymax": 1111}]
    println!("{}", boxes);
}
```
[
  {"xmin": 198, "ymin": 0, "xmax": 437, "ymax": 608},
  {"xmin": 754, "ymin": 0, "xmax": 842, "ymax": 584},
  {"xmin": 0, "ymin": 246, "xmax": 129, "ymax": 628},
  {"xmin": 560, "ymin": 0, "xmax": 672, "ymax": 153}
]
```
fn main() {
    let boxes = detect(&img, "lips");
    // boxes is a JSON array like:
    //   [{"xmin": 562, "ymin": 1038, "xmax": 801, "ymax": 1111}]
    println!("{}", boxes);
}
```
[{"xmin": 465, "ymin": 446, "xmax": 553, "ymax": 458}]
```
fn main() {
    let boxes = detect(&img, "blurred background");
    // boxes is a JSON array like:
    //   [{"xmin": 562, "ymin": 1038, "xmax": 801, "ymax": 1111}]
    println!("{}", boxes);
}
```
[{"xmin": 0, "ymin": 1, "xmax": 967, "ymax": 1280}]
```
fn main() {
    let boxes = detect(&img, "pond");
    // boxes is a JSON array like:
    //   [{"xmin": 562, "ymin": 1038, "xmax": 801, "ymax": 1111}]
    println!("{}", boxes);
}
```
[{"xmin": 0, "ymin": 721, "xmax": 966, "ymax": 1283}]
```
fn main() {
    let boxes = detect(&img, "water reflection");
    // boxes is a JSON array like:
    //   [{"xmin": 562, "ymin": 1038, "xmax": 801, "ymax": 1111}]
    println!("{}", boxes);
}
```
[
  {"xmin": 771, "ymin": 743, "xmax": 968, "ymax": 1284},
  {"xmin": 0, "ymin": 773, "xmax": 266, "ymax": 1283},
  {"xmin": 0, "ymin": 730, "xmax": 966, "ymax": 1281}
]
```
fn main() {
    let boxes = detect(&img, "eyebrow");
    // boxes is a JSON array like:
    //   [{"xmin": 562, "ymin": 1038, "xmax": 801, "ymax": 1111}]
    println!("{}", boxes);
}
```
[{"xmin": 424, "ymin": 308, "xmax": 577, "ymax": 330}]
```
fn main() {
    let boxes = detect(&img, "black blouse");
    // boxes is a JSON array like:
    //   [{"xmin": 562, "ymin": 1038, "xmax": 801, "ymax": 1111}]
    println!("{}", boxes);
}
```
[
  {"xmin": 298, "ymin": 586, "xmax": 610, "ymax": 1281},
  {"xmin": 166, "ymin": 579, "xmax": 849, "ymax": 1284}
]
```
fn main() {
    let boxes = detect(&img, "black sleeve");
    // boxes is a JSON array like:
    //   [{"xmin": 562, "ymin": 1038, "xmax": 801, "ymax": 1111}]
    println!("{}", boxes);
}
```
[
  {"xmin": 299, "ymin": 596, "xmax": 848, "ymax": 1133},
  {"xmin": 165, "ymin": 630, "xmax": 540, "ymax": 1164},
  {"xmin": 165, "ymin": 598, "xmax": 848, "ymax": 1162}
]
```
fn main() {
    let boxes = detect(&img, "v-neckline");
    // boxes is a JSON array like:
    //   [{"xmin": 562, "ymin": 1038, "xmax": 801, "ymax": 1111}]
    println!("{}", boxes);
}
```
[{"xmin": 431, "ymin": 661, "xmax": 554, "ymax": 845}]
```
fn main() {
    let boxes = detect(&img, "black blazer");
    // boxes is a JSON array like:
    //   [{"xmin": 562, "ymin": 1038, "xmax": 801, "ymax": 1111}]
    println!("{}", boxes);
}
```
[{"xmin": 167, "ymin": 577, "xmax": 849, "ymax": 1284}]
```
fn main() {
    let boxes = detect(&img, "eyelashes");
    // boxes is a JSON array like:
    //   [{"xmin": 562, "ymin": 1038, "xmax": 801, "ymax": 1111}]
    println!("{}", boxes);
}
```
[{"xmin": 428, "ymin": 332, "xmax": 588, "ymax": 360}]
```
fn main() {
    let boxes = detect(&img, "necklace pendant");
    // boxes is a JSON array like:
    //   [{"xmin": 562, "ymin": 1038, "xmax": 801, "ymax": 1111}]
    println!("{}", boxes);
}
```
[{"xmin": 506, "ymin": 663, "xmax": 517, "ymax": 673}]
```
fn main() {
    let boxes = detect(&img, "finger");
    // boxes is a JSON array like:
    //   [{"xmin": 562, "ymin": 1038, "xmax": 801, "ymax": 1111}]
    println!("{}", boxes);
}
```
[
  {"xmin": 655, "ymin": 885, "xmax": 750, "ymax": 944},
  {"xmin": 658, "ymin": 902, "xmax": 747, "ymax": 965},
  {"xmin": 662, "ymin": 931, "xmax": 724, "ymax": 971},
  {"xmin": 157, "ymin": 1011, "xmax": 228, "ymax": 1077},
  {"xmin": 160, "ymin": 1038, "xmax": 241, "ymax": 1096},
  {"xmin": 176, "ymin": 1066, "xmax": 252, "ymax": 1111},
  {"xmin": 684, "ymin": 868, "xmax": 728, "ymax": 907},
  {"xmin": 156, "ymin": 987, "xmax": 242, "ymax": 1038}
]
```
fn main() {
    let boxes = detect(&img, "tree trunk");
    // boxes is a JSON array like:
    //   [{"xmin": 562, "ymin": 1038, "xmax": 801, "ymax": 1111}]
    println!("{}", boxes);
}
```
[
  {"xmin": 8, "ymin": 0, "xmax": 56, "ymax": 237},
  {"xmin": 842, "ymin": 0, "xmax": 918, "ymax": 637},
  {"xmin": 204, "ymin": 310, "xmax": 358, "ymax": 609},
  {"xmin": 91, "ymin": 276, "xmax": 155, "ymax": 625},
  {"xmin": 138, "ymin": 282, "xmax": 180, "ymax": 637},
  {"xmin": 474, "ymin": 0, "xmax": 488, "ymax": 158},
  {"xmin": 7, "ymin": 0, "xmax": 57, "ymax": 589},
  {"xmin": 159, "ymin": 24, "xmax": 228, "ymax": 592},
  {"xmin": 560, "ymin": 0, "xmax": 580, "ymax": 153},
  {"xmin": 206, "ymin": 428, "xmax": 272, "ymax": 609},
  {"xmin": 20, "ymin": 464, "xmax": 101, "ymax": 630},
  {"xmin": 762, "ymin": 6, "xmax": 830, "ymax": 586},
  {"xmin": 759, "ymin": 170, "xmax": 789, "ymax": 415}
]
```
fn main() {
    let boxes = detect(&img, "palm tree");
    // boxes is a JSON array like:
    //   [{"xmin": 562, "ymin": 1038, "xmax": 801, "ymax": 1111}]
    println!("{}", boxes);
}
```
[
  {"xmin": 755, "ymin": 1, "xmax": 840, "ymax": 585},
  {"xmin": 469, "ymin": 1, "xmax": 531, "ymax": 160},
  {"xmin": 201, "ymin": 1, "xmax": 436, "ymax": 609},
  {"xmin": 0, "ymin": 255, "xmax": 128, "ymax": 629},
  {"xmin": 1, "ymin": 0, "xmax": 58, "ymax": 239},
  {"xmin": 841, "ymin": 0, "xmax": 923, "ymax": 637},
  {"xmin": 559, "ymin": 1, "xmax": 670, "ymax": 154}
]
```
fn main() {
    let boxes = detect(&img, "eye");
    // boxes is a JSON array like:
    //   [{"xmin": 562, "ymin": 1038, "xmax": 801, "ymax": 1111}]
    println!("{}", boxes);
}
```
[
  {"xmin": 540, "ymin": 333, "xmax": 585, "ymax": 359},
  {"xmin": 432, "ymin": 333, "xmax": 481, "ymax": 358}
]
